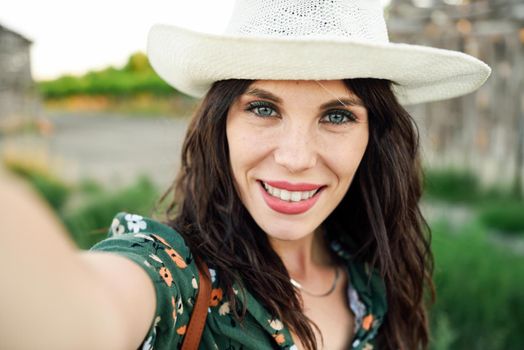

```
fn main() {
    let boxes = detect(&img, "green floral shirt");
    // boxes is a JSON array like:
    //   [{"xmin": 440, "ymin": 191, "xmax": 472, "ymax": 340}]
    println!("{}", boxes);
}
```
[{"xmin": 90, "ymin": 212, "xmax": 388, "ymax": 350}]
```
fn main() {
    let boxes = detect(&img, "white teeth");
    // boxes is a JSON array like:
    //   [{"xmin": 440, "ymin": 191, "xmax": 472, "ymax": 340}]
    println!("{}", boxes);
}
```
[
  {"xmin": 280, "ymin": 189, "xmax": 291, "ymax": 201},
  {"xmin": 262, "ymin": 182, "xmax": 319, "ymax": 202},
  {"xmin": 291, "ymin": 192, "xmax": 301, "ymax": 202}
]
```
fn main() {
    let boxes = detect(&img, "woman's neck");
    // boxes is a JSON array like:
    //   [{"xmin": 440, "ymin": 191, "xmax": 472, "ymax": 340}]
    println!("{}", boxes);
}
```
[{"xmin": 269, "ymin": 227, "xmax": 333, "ymax": 281}]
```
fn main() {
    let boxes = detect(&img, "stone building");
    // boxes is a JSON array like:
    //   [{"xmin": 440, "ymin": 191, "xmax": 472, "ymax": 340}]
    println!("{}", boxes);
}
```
[
  {"xmin": 0, "ymin": 24, "xmax": 40, "ymax": 126},
  {"xmin": 387, "ymin": 0, "xmax": 524, "ymax": 190}
]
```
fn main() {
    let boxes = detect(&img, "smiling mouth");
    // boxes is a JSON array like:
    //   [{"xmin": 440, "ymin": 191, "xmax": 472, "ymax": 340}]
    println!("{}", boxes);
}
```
[{"xmin": 259, "ymin": 181, "xmax": 323, "ymax": 202}]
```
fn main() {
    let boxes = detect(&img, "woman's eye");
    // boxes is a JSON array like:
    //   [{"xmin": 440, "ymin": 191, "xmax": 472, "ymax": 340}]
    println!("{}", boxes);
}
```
[
  {"xmin": 246, "ymin": 102, "xmax": 278, "ymax": 118},
  {"xmin": 255, "ymin": 106, "xmax": 275, "ymax": 117},
  {"xmin": 321, "ymin": 110, "xmax": 356, "ymax": 125}
]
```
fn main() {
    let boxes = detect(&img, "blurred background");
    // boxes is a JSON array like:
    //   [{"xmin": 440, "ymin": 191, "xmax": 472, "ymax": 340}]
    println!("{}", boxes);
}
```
[{"xmin": 1, "ymin": 0, "xmax": 523, "ymax": 349}]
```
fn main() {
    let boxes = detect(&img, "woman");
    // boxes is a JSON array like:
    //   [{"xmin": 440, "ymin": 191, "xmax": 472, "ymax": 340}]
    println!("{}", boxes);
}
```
[{"xmin": 0, "ymin": 0, "xmax": 490, "ymax": 349}]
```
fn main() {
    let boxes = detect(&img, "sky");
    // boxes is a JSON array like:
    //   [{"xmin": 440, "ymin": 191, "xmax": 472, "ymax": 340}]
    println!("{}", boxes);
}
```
[{"xmin": 0, "ymin": 0, "xmax": 390, "ymax": 81}]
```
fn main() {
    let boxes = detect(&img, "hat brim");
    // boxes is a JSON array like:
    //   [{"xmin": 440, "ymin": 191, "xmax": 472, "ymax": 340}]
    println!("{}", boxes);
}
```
[{"xmin": 147, "ymin": 24, "xmax": 491, "ymax": 105}]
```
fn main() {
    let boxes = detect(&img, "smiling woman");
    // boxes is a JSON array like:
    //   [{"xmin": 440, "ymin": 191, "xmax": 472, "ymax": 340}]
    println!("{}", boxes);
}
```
[
  {"xmin": 227, "ymin": 80, "xmax": 369, "ymax": 241},
  {"xmin": 158, "ymin": 77, "xmax": 431, "ymax": 350},
  {"xmin": 0, "ymin": 0, "xmax": 490, "ymax": 350}
]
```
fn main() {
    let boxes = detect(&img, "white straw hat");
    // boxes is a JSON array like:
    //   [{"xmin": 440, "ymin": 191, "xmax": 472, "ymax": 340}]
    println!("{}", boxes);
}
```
[{"xmin": 147, "ymin": 0, "xmax": 491, "ymax": 105}]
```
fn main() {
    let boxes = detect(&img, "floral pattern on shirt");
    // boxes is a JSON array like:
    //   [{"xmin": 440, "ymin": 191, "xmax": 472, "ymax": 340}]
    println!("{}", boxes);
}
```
[{"xmin": 90, "ymin": 212, "xmax": 388, "ymax": 349}]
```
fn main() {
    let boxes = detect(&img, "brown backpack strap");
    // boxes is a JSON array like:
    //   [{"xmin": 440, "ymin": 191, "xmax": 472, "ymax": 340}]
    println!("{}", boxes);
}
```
[{"xmin": 181, "ymin": 257, "xmax": 211, "ymax": 350}]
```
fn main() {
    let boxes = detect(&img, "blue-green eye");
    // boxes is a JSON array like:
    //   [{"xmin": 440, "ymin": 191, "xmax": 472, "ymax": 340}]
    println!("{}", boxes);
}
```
[
  {"xmin": 246, "ymin": 101, "xmax": 278, "ymax": 117},
  {"xmin": 321, "ymin": 110, "xmax": 356, "ymax": 125}
]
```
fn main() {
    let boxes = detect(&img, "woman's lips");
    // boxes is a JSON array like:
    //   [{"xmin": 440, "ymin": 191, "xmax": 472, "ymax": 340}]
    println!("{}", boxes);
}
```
[{"xmin": 258, "ymin": 180, "xmax": 324, "ymax": 215}]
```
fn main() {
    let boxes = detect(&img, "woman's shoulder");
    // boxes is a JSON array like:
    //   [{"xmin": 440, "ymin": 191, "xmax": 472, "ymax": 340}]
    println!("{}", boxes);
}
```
[
  {"xmin": 107, "ymin": 212, "xmax": 189, "ymax": 250},
  {"xmin": 90, "ymin": 211, "xmax": 197, "ymax": 281},
  {"xmin": 89, "ymin": 212, "xmax": 201, "ymax": 349}
]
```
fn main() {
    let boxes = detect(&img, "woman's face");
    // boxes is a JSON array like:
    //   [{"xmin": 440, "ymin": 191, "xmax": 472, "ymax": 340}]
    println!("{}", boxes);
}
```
[{"xmin": 226, "ymin": 80, "xmax": 369, "ymax": 242}]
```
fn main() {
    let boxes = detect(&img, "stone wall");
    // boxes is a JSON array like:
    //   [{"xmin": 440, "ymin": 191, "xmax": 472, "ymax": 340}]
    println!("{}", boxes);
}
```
[{"xmin": 0, "ymin": 24, "xmax": 40, "ymax": 125}]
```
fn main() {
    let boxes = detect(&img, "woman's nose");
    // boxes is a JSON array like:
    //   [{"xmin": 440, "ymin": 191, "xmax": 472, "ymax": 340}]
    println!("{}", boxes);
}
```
[{"xmin": 273, "ymin": 124, "xmax": 318, "ymax": 173}]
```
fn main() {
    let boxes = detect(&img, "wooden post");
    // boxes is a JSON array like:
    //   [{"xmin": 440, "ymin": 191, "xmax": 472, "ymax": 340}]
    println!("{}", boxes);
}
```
[{"xmin": 513, "ymin": 35, "xmax": 524, "ymax": 199}]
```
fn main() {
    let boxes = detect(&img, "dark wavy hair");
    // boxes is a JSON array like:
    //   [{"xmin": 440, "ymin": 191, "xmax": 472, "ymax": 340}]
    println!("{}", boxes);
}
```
[{"xmin": 158, "ymin": 78, "xmax": 435, "ymax": 350}]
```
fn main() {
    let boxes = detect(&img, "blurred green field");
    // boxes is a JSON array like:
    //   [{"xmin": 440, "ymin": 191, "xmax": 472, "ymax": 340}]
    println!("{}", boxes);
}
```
[
  {"xmin": 38, "ymin": 52, "xmax": 175, "ymax": 98},
  {"xmin": 5, "ymin": 160, "xmax": 524, "ymax": 350},
  {"xmin": 430, "ymin": 220, "xmax": 524, "ymax": 350},
  {"xmin": 37, "ymin": 52, "xmax": 197, "ymax": 116},
  {"xmin": 424, "ymin": 168, "xmax": 524, "ymax": 235}
]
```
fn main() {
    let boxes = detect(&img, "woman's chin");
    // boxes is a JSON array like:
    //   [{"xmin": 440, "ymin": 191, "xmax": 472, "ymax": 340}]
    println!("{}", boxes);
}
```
[{"xmin": 259, "ymin": 222, "xmax": 318, "ymax": 242}]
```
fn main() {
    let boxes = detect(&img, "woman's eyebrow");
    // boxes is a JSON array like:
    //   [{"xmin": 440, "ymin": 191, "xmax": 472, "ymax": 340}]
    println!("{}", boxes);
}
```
[
  {"xmin": 245, "ymin": 88, "xmax": 283, "ymax": 104},
  {"xmin": 319, "ymin": 97, "xmax": 364, "ymax": 110},
  {"xmin": 245, "ymin": 87, "xmax": 363, "ymax": 109}
]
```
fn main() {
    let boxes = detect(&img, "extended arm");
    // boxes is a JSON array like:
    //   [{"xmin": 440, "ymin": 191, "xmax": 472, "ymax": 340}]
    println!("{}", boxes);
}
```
[{"xmin": 0, "ymin": 169, "xmax": 156, "ymax": 350}]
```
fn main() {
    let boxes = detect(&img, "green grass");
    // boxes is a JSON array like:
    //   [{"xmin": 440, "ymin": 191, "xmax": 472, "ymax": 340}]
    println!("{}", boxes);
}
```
[
  {"xmin": 477, "ymin": 200, "xmax": 524, "ymax": 234},
  {"xmin": 430, "ymin": 220, "xmax": 524, "ymax": 349},
  {"xmin": 37, "ymin": 52, "xmax": 199, "ymax": 116},
  {"xmin": 423, "ymin": 168, "xmax": 520, "ymax": 204},
  {"xmin": 61, "ymin": 175, "xmax": 160, "ymax": 249},
  {"xmin": 423, "ymin": 168, "xmax": 524, "ymax": 236},
  {"xmin": 38, "ymin": 68, "xmax": 175, "ymax": 98},
  {"xmin": 38, "ymin": 52, "xmax": 179, "ymax": 99},
  {"xmin": 423, "ymin": 168, "xmax": 482, "ymax": 203}
]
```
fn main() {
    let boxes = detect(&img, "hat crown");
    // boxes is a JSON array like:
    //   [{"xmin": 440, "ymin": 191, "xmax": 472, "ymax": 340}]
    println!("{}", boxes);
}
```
[{"xmin": 225, "ymin": 0, "xmax": 389, "ymax": 43}]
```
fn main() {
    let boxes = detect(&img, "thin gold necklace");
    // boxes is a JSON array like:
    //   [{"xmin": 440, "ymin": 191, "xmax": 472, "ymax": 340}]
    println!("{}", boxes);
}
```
[{"xmin": 290, "ymin": 267, "xmax": 340, "ymax": 297}]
